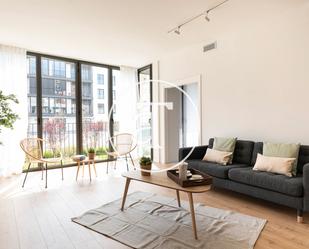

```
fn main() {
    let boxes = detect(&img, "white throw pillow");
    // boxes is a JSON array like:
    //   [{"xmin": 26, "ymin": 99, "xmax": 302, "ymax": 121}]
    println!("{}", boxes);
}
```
[
  {"xmin": 203, "ymin": 148, "xmax": 233, "ymax": 166},
  {"xmin": 253, "ymin": 153, "xmax": 296, "ymax": 177}
]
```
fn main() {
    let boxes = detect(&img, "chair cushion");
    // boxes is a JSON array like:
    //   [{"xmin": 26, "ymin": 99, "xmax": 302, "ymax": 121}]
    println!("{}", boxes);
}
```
[
  {"xmin": 187, "ymin": 160, "xmax": 248, "ymax": 179},
  {"xmin": 228, "ymin": 167, "xmax": 303, "ymax": 197}
]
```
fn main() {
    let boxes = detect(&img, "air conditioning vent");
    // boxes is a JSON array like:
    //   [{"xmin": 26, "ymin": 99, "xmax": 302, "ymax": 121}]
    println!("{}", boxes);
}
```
[{"xmin": 203, "ymin": 42, "xmax": 217, "ymax": 52}]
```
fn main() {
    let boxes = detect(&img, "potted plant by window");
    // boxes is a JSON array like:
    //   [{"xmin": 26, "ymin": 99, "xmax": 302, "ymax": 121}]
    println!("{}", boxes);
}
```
[
  {"xmin": 88, "ymin": 147, "xmax": 96, "ymax": 160},
  {"xmin": 0, "ymin": 91, "xmax": 19, "ymax": 145},
  {"xmin": 139, "ymin": 157, "xmax": 152, "ymax": 176}
]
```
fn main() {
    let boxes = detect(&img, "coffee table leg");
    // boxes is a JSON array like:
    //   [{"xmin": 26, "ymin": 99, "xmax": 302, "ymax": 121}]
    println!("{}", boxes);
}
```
[
  {"xmin": 121, "ymin": 178, "xmax": 131, "ymax": 211},
  {"xmin": 187, "ymin": 192, "xmax": 198, "ymax": 240},
  {"xmin": 176, "ymin": 190, "xmax": 181, "ymax": 207}
]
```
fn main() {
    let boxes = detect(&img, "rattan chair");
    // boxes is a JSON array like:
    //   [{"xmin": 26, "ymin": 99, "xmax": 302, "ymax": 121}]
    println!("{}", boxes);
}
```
[
  {"xmin": 20, "ymin": 138, "xmax": 63, "ymax": 188},
  {"xmin": 105, "ymin": 133, "xmax": 136, "ymax": 174}
]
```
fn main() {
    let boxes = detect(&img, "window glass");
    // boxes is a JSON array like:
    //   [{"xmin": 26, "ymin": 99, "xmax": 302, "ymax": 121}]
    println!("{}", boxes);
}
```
[
  {"xmin": 97, "ymin": 74, "xmax": 104, "ymax": 85},
  {"xmin": 98, "ymin": 104, "xmax": 104, "ymax": 114},
  {"xmin": 97, "ymin": 89, "xmax": 104, "ymax": 99}
]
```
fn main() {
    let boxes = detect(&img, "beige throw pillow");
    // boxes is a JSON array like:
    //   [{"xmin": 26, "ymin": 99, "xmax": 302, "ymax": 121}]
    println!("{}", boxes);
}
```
[
  {"xmin": 203, "ymin": 148, "xmax": 233, "ymax": 166},
  {"xmin": 213, "ymin": 137, "xmax": 237, "ymax": 164},
  {"xmin": 253, "ymin": 153, "xmax": 296, "ymax": 177}
]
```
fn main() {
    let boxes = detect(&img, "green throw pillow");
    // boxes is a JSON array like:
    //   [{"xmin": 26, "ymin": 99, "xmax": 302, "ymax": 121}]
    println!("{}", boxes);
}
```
[
  {"xmin": 213, "ymin": 137, "xmax": 237, "ymax": 164},
  {"xmin": 263, "ymin": 142, "xmax": 300, "ymax": 176}
]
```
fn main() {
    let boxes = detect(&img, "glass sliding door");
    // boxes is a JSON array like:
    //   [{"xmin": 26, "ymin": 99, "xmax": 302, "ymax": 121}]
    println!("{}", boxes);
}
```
[
  {"xmin": 41, "ymin": 57, "xmax": 77, "ymax": 162},
  {"xmin": 137, "ymin": 65, "xmax": 153, "ymax": 158},
  {"xmin": 25, "ymin": 52, "xmax": 119, "ymax": 171},
  {"xmin": 81, "ymin": 64, "xmax": 109, "ymax": 160}
]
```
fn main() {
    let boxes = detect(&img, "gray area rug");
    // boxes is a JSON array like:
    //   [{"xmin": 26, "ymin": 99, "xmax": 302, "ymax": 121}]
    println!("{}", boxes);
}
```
[{"xmin": 72, "ymin": 191, "xmax": 266, "ymax": 249}]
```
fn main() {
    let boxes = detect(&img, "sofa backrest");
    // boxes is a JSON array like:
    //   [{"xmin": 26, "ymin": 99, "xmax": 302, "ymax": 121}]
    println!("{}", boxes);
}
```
[
  {"xmin": 209, "ymin": 138, "xmax": 254, "ymax": 165},
  {"xmin": 295, "ymin": 145, "xmax": 309, "ymax": 174},
  {"xmin": 208, "ymin": 138, "xmax": 309, "ymax": 173},
  {"xmin": 251, "ymin": 142, "xmax": 263, "ymax": 166}
]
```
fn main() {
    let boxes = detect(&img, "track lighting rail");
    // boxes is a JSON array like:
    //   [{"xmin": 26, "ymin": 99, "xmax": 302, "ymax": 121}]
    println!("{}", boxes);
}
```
[{"xmin": 168, "ymin": 0, "xmax": 230, "ymax": 35}]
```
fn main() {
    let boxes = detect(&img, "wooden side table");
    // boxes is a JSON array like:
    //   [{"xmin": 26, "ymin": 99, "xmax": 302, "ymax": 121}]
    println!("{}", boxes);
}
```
[
  {"xmin": 76, "ymin": 157, "xmax": 97, "ymax": 182},
  {"xmin": 72, "ymin": 155, "xmax": 86, "ymax": 181}
]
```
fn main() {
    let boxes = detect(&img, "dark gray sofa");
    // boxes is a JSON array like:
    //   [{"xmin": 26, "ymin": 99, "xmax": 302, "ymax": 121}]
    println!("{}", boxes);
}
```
[{"xmin": 179, "ymin": 138, "xmax": 309, "ymax": 222}]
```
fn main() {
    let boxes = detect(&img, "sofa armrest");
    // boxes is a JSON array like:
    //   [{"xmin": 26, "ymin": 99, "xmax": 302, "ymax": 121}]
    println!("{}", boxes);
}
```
[
  {"xmin": 178, "ymin": 145, "xmax": 208, "ymax": 161},
  {"xmin": 303, "ymin": 163, "xmax": 309, "ymax": 211}
]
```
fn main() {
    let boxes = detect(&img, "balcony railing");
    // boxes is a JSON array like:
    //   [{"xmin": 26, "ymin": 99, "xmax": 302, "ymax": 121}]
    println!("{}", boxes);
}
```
[{"xmin": 27, "ymin": 120, "xmax": 111, "ymax": 158}]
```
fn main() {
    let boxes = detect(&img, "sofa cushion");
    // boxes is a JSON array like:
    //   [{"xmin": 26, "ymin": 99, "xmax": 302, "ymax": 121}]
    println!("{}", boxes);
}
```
[
  {"xmin": 263, "ymin": 142, "xmax": 300, "ymax": 176},
  {"xmin": 202, "ymin": 148, "xmax": 232, "ymax": 165},
  {"xmin": 187, "ymin": 159, "xmax": 248, "ymax": 179},
  {"xmin": 253, "ymin": 153, "xmax": 295, "ymax": 177},
  {"xmin": 228, "ymin": 167, "xmax": 303, "ymax": 197},
  {"xmin": 209, "ymin": 138, "xmax": 254, "ymax": 165},
  {"xmin": 213, "ymin": 137, "xmax": 237, "ymax": 164}
]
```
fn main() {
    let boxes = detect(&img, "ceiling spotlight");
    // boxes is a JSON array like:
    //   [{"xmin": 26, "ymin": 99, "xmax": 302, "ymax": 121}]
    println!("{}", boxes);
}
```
[
  {"xmin": 174, "ymin": 27, "xmax": 181, "ymax": 35},
  {"xmin": 205, "ymin": 12, "xmax": 210, "ymax": 22}
]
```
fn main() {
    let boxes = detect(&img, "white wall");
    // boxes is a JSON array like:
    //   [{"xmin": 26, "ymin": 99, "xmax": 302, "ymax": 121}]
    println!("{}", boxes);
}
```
[{"xmin": 153, "ymin": 0, "xmax": 309, "ymax": 162}]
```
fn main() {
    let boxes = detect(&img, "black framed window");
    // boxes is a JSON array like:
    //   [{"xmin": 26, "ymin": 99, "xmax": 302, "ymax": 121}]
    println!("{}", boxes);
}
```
[{"xmin": 26, "ymin": 52, "xmax": 119, "ymax": 171}]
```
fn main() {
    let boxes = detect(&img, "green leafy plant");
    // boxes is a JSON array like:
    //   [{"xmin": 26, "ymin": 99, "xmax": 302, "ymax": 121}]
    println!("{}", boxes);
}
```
[
  {"xmin": 0, "ymin": 90, "xmax": 19, "ymax": 144},
  {"xmin": 96, "ymin": 146, "xmax": 107, "ymax": 155},
  {"xmin": 43, "ymin": 150, "xmax": 53, "ymax": 158},
  {"xmin": 139, "ymin": 156, "xmax": 152, "ymax": 165},
  {"xmin": 43, "ymin": 150, "xmax": 61, "ymax": 158},
  {"xmin": 88, "ymin": 147, "xmax": 96, "ymax": 153}
]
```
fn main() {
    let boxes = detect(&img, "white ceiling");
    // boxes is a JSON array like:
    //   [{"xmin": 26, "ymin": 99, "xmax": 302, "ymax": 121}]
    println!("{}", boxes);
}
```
[{"xmin": 0, "ymin": 0, "xmax": 221, "ymax": 67}]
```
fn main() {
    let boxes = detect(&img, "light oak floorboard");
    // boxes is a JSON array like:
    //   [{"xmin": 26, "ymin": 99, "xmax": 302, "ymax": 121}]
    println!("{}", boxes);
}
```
[{"xmin": 0, "ymin": 161, "xmax": 308, "ymax": 249}]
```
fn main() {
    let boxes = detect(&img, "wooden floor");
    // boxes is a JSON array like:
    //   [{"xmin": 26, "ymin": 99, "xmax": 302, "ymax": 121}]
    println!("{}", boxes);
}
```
[{"xmin": 0, "ymin": 161, "xmax": 309, "ymax": 249}]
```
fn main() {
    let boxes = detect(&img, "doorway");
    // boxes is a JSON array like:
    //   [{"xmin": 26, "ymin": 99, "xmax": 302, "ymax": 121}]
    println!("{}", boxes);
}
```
[{"xmin": 164, "ymin": 80, "xmax": 201, "ymax": 163}]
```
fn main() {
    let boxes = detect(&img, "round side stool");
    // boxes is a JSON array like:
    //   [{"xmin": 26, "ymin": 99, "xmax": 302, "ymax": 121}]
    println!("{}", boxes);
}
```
[{"xmin": 72, "ymin": 155, "xmax": 86, "ymax": 181}]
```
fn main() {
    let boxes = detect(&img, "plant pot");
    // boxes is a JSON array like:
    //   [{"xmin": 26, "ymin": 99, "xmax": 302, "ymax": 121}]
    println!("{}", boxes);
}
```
[
  {"xmin": 88, "ymin": 152, "xmax": 95, "ymax": 160},
  {"xmin": 140, "ymin": 163, "xmax": 152, "ymax": 176}
]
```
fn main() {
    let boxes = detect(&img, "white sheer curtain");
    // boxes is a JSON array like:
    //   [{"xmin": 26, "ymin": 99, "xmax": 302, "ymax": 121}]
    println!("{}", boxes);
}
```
[
  {"xmin": 0, "ymin": 45, "xmax": 27, "ymax": 177},
  {"xmin": 115, "ymin": 66, "xmax": 138, "ymax": 156}
]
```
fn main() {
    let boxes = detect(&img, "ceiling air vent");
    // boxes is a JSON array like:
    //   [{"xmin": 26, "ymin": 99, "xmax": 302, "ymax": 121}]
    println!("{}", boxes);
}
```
[{"xmin": 203, "ymin": 42, "xmax": 217, "ymax": 52}]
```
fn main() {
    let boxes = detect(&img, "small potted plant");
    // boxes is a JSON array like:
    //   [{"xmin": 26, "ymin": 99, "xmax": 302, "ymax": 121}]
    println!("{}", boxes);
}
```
[
  {"xmin": 88, "ymin": 147, "xmax": 96, "ymax": 160},
  {"xmin": 139, "ymin": 157, "xmax": 152, "ymax": 176}
]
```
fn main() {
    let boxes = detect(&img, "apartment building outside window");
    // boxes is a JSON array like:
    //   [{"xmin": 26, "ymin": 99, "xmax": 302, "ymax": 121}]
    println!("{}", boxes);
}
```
[
  {"xmin": 98, "ymin": 89, "xmax": 104, "ymax": 99},
  {"xmin": 98, "ymin": 103, "xmax": 105, "ymax": 114},
  {"xmin": 97, "ymin": 74, "xmax": 104, "ymax": 85}
]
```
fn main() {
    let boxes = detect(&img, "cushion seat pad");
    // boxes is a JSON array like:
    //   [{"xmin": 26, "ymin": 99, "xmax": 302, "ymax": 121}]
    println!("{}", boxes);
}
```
[
  {"xmin": 187, "ymin": 160, "xmax": 248, "ymax": 179},
  {"xmin": 228, "ymin": 167, "xmax": 303, "ymax": 197}
]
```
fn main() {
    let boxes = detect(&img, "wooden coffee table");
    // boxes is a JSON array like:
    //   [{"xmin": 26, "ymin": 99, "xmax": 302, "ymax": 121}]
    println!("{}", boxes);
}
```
[{"xmin": 121, "ymin": 171, "xmax": 211, "ymax": 240}]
